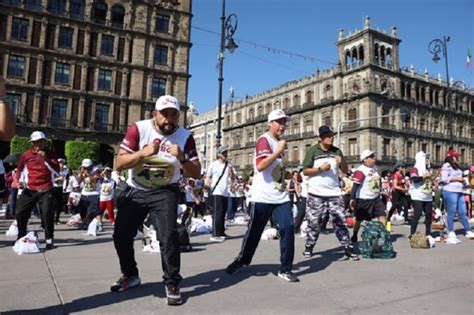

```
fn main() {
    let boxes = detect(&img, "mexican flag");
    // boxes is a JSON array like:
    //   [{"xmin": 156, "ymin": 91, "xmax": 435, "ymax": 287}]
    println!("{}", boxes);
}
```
[{"xmin": 467, "ymin": 48, "xmax": 472, "ymax": 69}]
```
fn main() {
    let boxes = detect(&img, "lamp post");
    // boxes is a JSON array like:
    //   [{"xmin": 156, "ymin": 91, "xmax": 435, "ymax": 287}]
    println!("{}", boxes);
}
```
[
  {"xmin": 428, "ymin": 36, "xmax": 453, "ymax": 147},
  {"xmin": 216, "ymin": 0, "xmax": 238, "ymax": 149}
]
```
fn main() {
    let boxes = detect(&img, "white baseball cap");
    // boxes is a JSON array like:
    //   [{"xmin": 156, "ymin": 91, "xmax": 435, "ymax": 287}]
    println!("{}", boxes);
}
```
[
  {"xmin": 81, "ymin": 158, "xmax": 93, "ymax": 168},
  {"xmin": 155, "ymin": 95, "xmax": 180, "ymax": 112},
  {"xmin": 268, "ymin": 109, "xmax": 290, "ymax": 123},
  {"xmin": 360, "ymin": 149, "xmax": 375, "ymax": 161},
  {"xmin": 30, "ymin": 131, "xmax": 46, "ymax": 142}
]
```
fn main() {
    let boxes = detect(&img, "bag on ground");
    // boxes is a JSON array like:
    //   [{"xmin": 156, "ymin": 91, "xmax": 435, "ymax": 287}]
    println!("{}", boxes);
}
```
[
  {"xmin": 261, "ymin": 228, "xmax": 278, "ymax": 240},
  {"xmin": 6, "ymin": 220, "xmax": 18, "ymax": 237},
  {"xmin": 358, "ymin": 221, "xmax": 396, "ymax": 259},
  {"xmin": 410, "ymin": 232, "xmax": 430, "ymax": 249},
  {"xmin": 12, "ymin": 231, "xmax": 41, "ymax": 255}
]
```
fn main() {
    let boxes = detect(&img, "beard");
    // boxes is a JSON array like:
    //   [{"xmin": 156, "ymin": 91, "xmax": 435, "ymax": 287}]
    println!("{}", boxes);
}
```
[{"xmin": 158, "ymin": 122, "xmax": 177, "ymax": 135}]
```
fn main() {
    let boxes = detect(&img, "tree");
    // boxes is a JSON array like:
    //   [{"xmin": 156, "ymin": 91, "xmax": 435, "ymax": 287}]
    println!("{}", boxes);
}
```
[{"xmin": 65, "ymin": 140, "xmax": 100, "ymax": 170}]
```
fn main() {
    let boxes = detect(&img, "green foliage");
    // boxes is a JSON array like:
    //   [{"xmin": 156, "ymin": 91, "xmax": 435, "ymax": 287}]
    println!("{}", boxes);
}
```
[
  {"xmin": 65, "ymin": 141, "xmax": 100, "ymax": 170},
  {"xmin": 10, "ymin": 135, "xmax": 31, "ymax": 154}
]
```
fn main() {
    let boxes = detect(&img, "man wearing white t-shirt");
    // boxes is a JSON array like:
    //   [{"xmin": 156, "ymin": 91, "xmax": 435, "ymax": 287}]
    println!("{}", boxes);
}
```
[
  {"xmin": 111, "ymin": 95, "xmax": 200, "ymax": 306},
  {"xmin": 206, "ymin": 147, "xmax": 234, "ymax": 242},
  {"xmin": 226, "ymin": 109, "xmax": 299, "ymax": 282}
]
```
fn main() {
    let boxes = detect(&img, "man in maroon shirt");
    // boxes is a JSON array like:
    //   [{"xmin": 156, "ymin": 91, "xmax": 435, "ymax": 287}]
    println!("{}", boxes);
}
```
[{"xmin": 15, "ymin": 131, "xmax": 59, "ymax": 250}]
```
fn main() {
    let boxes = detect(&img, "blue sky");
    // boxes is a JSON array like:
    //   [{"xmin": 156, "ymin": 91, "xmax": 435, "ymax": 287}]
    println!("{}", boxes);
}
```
[{"xmin": 188, "ymin": 0, "xmax": 474, "ymax": 114}]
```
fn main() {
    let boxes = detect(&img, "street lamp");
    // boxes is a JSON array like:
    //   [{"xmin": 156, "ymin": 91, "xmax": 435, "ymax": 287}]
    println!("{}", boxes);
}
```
[
  {"xmin": 428, "ymin": 36, "xmax": 453, "ymax": 147},
  {"xmin": 216, "ymin": 0, "xmax": 238, "ymax": 149}
]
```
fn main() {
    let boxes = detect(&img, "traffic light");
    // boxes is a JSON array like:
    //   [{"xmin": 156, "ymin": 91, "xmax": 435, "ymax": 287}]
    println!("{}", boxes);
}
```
[{"xmin": 400, "ymin": 107, "xmax": 410, "ymax": 123}]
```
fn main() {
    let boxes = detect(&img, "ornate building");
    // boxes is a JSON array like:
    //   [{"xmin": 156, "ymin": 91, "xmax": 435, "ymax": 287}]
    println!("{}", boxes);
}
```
[
  {"xmin": 220, "ymin": 17, "xmax": 473, "ymax": 171},
  {"xmin": 0, "ymin": 0, "xmax": 191, "ymax": 161}
]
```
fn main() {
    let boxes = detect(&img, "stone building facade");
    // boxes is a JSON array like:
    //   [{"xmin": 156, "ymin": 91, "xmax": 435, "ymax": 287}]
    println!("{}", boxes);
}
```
[
  {"xmin": 220, "ymin": 18, "xmax": 473, "ymax": 171},
  {"xmin": 0, "ymin": 0, "xmax": 191, "ymax": 161}
]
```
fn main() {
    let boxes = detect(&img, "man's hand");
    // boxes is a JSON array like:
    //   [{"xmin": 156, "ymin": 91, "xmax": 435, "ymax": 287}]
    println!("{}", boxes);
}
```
[
  {"xmin": 276, "ymin": 140, "xmax": 287, "ymax": 156},
  {"xmin": 168, "ymin": 144, "xmax": 184, "ymax": 161},
  {"xmin": 319, "ymin": 162, "xmax": 331, "ymax": 172},
  {"xmin": 141, "ymin": 139, "xmax": 160, "ymax": 158}
]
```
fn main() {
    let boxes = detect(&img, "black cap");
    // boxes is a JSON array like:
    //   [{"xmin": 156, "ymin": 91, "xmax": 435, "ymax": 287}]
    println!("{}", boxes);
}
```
[{"xmin": 318, "ymin": 125, "xmax": 333, "ymax": 136}]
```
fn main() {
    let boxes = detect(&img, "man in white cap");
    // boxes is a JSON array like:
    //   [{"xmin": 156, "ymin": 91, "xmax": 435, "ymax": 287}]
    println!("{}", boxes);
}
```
[
  {"xmin": 15, "ymin": 131, "xmax": 59, "ymax": 250},
  {"xmin": 111, "ymin": 95, "xmax": 201, "ymax": 306},
  {"xmin": 349, "ymin": 150, "xmax": 387, "ymax": 242},
  {"xmin": 301, "ymin": 125, "xmax": 358, "ymax": 260},
  {"xmin": 205, "ymin": 146, "xmax": 235, "ymax": 242},
  {"xmin": 225, "ymin": 109, "xmax": 299, "ymax": 282}
]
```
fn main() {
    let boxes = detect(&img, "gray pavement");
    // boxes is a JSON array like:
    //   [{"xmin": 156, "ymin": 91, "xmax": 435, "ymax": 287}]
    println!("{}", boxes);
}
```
[{"xmin": 0, "ymin": 215, "xmax": 473, "ymax": 315}]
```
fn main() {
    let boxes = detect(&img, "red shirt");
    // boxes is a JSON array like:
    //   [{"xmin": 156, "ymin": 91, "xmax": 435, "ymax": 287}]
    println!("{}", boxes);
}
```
[
  {"xmin": 16, "ymin": 147, "xmax": 59, "ymax": 191},
  {"xmin": 392, "ymin": 171, "xmax": 407, "ymax": 192}
]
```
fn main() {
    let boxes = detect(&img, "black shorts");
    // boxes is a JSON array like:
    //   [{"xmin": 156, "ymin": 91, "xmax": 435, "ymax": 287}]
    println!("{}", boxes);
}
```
[{"xmin": 355, "ymin": 198, "xmax": 386, "ymax": 221}]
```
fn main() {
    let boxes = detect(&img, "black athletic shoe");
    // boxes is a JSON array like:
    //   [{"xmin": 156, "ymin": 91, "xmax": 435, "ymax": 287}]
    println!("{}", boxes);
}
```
[
  {"xmin": 110, "ymin": 275, "xmax": 141, "ymax": 292},
  {"xmin": 225, "ymin": 260, "xmax": 243, "ymax": 275},
  {"xmin": 303, "ymin": 245, "xmax": 313, "ymax": 258},
  {"xmin": 45, "ymin": 243, "xmax": 56, "ymax": 250},
  {"xmin": 165, "ymin": 284, "xmax": 183, "ymax": 306},
  {"xmin": 277, "ymin": 271, "xmax": 300, "ymax": 282},
  {"xmin": 344, "ymin": 245, "xmax": 360, "ymax": 261}
]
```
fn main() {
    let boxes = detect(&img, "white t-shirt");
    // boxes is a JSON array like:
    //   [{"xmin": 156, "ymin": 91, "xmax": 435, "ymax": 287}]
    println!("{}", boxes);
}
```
[
  {"xmin": 251, "ymin": 133, "xmax": 289, "ymax": 204},
  {"xmin": 300, "ymin": 174, "xmax": 308, "ymax": 198},
  {"xmin": 81, "ymin": 168, "xmax": 100, "ymax": 196},
  {"xmin": 207, "ymin": 160, "xmax": 231, "ymax": 197},
  {"xmin": 120, "ymin": 120, "xmax": 198, "ymax": 190},
  {"xmin": 409, "ymin": 167, "xmax": 433, "ymax": 202},
  {"xmin": 99, "ymin": 178, "xmax": 115, "ymax": 202},
  {"xmin": 353, "ymin": 164, "xmax": 381, "ymax": 199}
]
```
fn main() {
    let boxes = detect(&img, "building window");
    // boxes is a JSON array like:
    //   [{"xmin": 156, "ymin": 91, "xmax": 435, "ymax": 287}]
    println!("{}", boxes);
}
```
[
  {"xmin": 58, "ymin": 27, "xmax": 74, "ymax": 48},
  {"xmin": 98, "ymin": 69, "xmax": 112, "ymax": 90},
  {"xmin": 111, "ymin": 5, "xmax": 125, "ymax": 28},
  {"xmin": 23, "ymin": 0, "xmax": 41, "ymax": 11},
  {"xmin": 51, "ymin": 99, "xmax": 67, "ymax": 127},
  {"xmin": 283, "ymin": 97, "xmax": 289, "ymax": 109},
  {"xmin": 348, "ymin": 138, "xmax": 357, "ymax": 156},
  {"xmin": 154, "ymin": 45, "xmax": 168, "ymax": 65},
  {"xmin": 292, "ymin": 146, "xmax": 299, "ymax": 162},
  {"xmin": 383, "ymin": 138, "xmax": 391, "ymax": 157},
  {"xmin": 55, "ymin": 62, "xmax": 70, "ymax": 84},
  {"xmin": 70, "ymin": 0, "xmax": 85, "ymax": 20},
  {"xmin": 92, "ymin": 2, "xmax": 107, "ymax": 25},
  {"xmin": 7, "ymin": 55, "xmax": 25, "ymax": 78},
  {"xmin": 151, "ymin": 77, "xmax": 166, "ymax": 97},
  {"xmin": 101, "ymin": 35, "xmax": 114, "ymax": 55},
  {"xmin": 324, "ymin": 115, "xmax": 332, "ymax": 127},
  {"xmin": 6, "ymin": 93, "xmax": 21, "ymax": 116},
  {"xmin": 11, "ymin": 17, "xmax": 28, "ymax": 40},
  {"xmin": 1, "ymin": 0, "xmax": 21, "ymax": 6},
  {"xmin": 293, "ymin": 94, "xmax": 300, "ymax": 106},
  {"xmin": 305, "ymin": 90, "xmax": 313, "ymax": 104},
  {"xmin": 48, "ymin": 0, "xmax": 66, "ymax": 16},
  {"xmin": 305, "ymin": 119, "xmax": 313, "ymax": 132},
  {"xmin": 95, "ymin": 103, "xmax": 109, "ymax": 131},
  {"xmin": 156, "ymin": 14, "xmax": 170, "ymax": 33}
]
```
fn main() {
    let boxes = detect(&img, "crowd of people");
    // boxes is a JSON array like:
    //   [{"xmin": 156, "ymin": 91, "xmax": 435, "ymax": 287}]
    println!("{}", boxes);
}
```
[{"xmin": 1, "ymin": 92, "xmax": 473, "ymax": 306}]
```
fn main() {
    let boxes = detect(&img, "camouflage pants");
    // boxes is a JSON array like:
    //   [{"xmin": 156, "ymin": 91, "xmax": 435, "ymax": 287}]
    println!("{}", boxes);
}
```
[{"xmin": 304, "ymin": 195, "xmax": 350, "ymax": 247}]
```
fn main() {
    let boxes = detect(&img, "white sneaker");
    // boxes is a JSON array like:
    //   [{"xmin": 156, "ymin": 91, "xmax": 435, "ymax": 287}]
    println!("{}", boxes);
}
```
[
  {"xmin": 465, "ymin": 231, "xmax": 474, "ymax": 239},
  {"xmin": 446, "ymin": 232, "xmax": 461, "ymax": 245},
  {"xmin": 210, "ymin": 236, "xmax": 225, "ymax": 243}
]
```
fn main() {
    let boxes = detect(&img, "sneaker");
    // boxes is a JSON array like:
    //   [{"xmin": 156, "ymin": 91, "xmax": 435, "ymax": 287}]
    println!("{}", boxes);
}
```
[
  {"xmin": 210, "ymin": 236, "xmax": 225, "ymax": 243},
  {"xmin": 277, "ymin": 271, "xmax": 300, "ymax": 283},
  {"xmin": 45, "ymin": 243, "xmax": 56, "ymax": 250},
  {"xmin": 446, "ymin": 232, "xmax": 462, "ymax": 245},
  {"xmin": 303, "ymin": 244, "xmax": 313, "ymax": 258},
  {"xmin": 110, "ymin": 275, "xmax": 141, "ymax": 292},
  {"xmin": 225, "ymin": 260, "xmax": 243, "ymax": 275},
  {"xmin": 350, "ymin": 234, "xmax": 358, "ymax": 244},
  {"xmin": 465, "ymin": 231, "xmax": 474, "ymax": 239},
  {"xmin": 165, "ymin": 284, "xmax": 183, "ymax": 306},
  {"xmin": 344, "ymin": 245, "xmax": 360, "ymax": 261}
]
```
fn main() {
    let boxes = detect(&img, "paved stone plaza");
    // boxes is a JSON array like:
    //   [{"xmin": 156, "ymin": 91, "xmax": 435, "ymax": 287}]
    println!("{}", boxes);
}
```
[{"xmin": 0, "ymin": 216, "xmax": 473, "ymax": 314}]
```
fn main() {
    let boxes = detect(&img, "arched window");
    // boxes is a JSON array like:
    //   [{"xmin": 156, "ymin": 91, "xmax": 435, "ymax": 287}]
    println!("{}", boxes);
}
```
[
  {"xmin": 348, "ymin": 108, "xmax": 357, "ymax": 127},
  {"xmin": 305, "ymin": 90, "xmax": 313, "ymax": 104},
  {"xmin": 358, "ymin": 45, "xmax": 364, "ymax": 64},
  {"xmin": 293, "ymin": 94, "xmax": 300, "ymax": 106},
  {"xmin": 386, "ymin": 47, "xmax": 392, "ymax": 67},
  {"xmin": 70, "ymin": 0, "xmax": 85, "ymax": 20},
  {"xmin": 111, "ymin": 5, "xmax": 125, "ymax": 29},
  {"xmin": 93, "ymin": 1, "xmax": 108, "ymax": 25},
  {"xmin": 248, "ymin": 108, "xmax": 254, "ymax": 119},
  {"xmin": 323, "ymin": 84, "xmax": 332, "ymax": 99},
  {"xmin": 283, "ymin": 97, "xmax": 290, "ymax": 109},
  {"xmin": 374, "ymin": 43, "xmax": 379, "ymax": 64},
  {"xmin": 345, "ymin": 50, "xmax": 351, "ymax": 68},
  {"xmin": 265, "ymin": 102, "xmax": 271, "ymax": 114}
]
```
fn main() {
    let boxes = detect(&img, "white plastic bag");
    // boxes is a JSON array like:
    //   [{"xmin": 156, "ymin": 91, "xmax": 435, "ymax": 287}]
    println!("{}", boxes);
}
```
[
  {"xmin": 86, "ymin": 218, "xmax": 98, "ymax": 236},
  {"xmin": 234, "ymin": 216, "xmax": 247, "ymax": 225},
  {"xmin": 12, "ymin": 232, "xmax": 41, "ymax": 255},
  {"xmin": 68, "ymin": 192, "xmax": 81, "ymax": 206},
  {"xmin": 6, "ymin": 220, "xmax": 19, "ymax": 237},
  {"xmin": 391, "ymin": 213, "xmax": 405, "ymax": 225},
  {"xmin": 143, "ymin": 240, "xmax": 161, "ymax": 254},
  {"xmin": 261, "ymin": 228, "xmax": 278, "ymax": 240},
  {"xmin": 66, "ymin": 214, "xmax": 82, "ymax": 227}
]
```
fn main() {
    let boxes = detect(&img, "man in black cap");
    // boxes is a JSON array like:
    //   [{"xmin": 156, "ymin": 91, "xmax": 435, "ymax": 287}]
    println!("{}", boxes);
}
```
[{"xmin": 300, "ymin": 125, "xmax": 358, "ymax": 260}]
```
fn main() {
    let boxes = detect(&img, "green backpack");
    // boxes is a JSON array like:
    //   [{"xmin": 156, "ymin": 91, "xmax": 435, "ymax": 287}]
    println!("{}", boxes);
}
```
[{"xmin": 358, "ymin": 221, "xmax": 396, "ymax": 259}]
